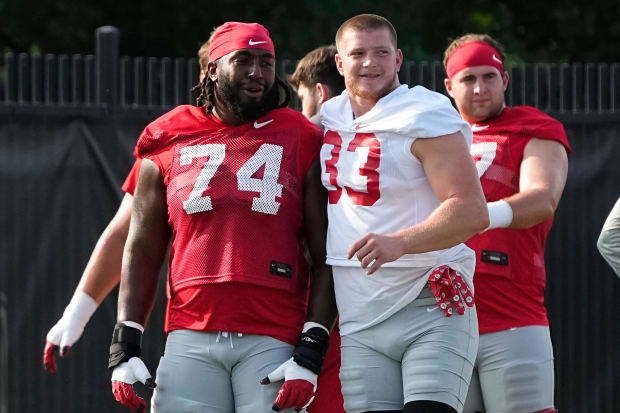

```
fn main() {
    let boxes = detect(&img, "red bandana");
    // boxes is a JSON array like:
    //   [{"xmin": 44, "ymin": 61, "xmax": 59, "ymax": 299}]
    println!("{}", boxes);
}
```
[
  {"xmin": 208, "ymin": 22, "xmax": 275, "ymax": 62},
  {"xmin": 446, "ymin": 41, "xmax": 503, "ymax": 78}
]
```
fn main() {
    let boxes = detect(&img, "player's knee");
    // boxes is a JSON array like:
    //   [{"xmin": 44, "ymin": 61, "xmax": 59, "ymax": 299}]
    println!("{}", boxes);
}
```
[
  {"xmin": 339, "ymin": 367, "xmax": 369, "ymax": 413},
  {"xmin": 497, "ymin": 362, "xmax": 553, "ymax": 412},
  {"xmin": 152, "ymin": 393, "xmax": 208, "ymax": 413}
]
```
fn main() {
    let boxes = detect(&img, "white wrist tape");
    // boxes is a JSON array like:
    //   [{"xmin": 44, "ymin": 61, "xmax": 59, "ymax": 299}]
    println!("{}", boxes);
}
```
[
  {"xmin": 63, "ymin": 291, "xmax": 98, "ymax": 326},
  {"xmin": 302, "ymin": 321, "xmax": 329, "ymax": 334},
  {"xmin": 486, "ymin": 200, "xmax": 514, "ymax": 231}
]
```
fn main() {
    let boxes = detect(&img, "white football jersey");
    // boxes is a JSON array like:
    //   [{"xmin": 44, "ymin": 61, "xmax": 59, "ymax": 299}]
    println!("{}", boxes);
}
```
[{"xmin": 320, "ymin": 85, "xmax": 474, "ymax": 269}]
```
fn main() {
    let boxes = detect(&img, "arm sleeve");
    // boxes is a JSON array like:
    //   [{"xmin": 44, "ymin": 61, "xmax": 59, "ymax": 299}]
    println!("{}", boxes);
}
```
[{"xmin": 597, "ymin": 197, "xmax": 620, "ymax": 277}]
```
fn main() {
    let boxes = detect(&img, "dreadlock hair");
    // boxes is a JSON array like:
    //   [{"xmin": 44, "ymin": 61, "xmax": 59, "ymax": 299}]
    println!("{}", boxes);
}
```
[
  {"xmin": 194, "ymin": 75, "xmax": 216, "ymax": 112},
  {"xmin": 195, "ymin": 71, "xmax": 291, "ymax": 114}
]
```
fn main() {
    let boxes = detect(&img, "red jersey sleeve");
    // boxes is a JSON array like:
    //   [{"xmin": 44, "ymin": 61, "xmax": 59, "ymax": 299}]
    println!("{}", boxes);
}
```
[
  {"xmin": 133, "ymin": 105, "xmax": 209, "ymax": 158},
  {"xmin": 288, "ymin": 110, "xmax": 323, "ymax": 178},
  {"xmin": 148, "ymin": 149, "xmax": 175, "ymax": 186},
  {"xmin": 300, "ymin": 127, "xmax": 322, "ymax": 176},
  {"xmin": 504, "ymin": 106, "xmax": 572, "ymax": 154},
  {"xmin": 121, "ymin": 158, "xmax": 142, "ymax": 195}
]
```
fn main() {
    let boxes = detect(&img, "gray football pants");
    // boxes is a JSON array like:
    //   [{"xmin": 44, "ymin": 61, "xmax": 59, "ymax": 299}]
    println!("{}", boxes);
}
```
[
  {"xmin": 151, "ymin": 330, "xmax": 296, "ymax": 413},
  {"xmin": 463, "ymin": 325, "xmax": 555, "ymax": 413},
  {"xmin": 339, "ymin": 287, "xmax": 479, "ymax": 413}
]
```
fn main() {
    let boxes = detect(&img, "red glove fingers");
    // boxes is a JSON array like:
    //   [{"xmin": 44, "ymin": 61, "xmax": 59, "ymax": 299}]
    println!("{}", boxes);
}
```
[
  {"xmin": 112, "ymin": 380, "xmax": 147, "ymax": 412},
  {"xmin": 449, "ymin": 269, "xmax": 475, "ymax": 314},
  {"xmin": 428, "ymin": 266, "xmax": 454, "ymax": 316},
  {"xmin": 43, "ymin": 341, "xmax": 58, "ymax": 373},
  {"xmin": 428, "ymin": 265, "xmax": 474, "ymax": 317},
  {"xmin": 439, "ymin": 269, "xmax": 462, "ymax": 316},
  {"xmin": 272, "ymin": 379, "xmax": 315, "ymax": 412}
]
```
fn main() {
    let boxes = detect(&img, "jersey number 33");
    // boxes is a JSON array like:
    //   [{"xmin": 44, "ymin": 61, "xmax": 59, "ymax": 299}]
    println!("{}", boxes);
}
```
[{"xmin": 322, "ymin": 131, "xmax": 381, "ymax": 207}]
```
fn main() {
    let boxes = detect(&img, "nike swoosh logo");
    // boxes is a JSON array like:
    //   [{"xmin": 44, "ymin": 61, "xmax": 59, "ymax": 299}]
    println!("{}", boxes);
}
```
[
  {"xmin": 472, "ymin": 124, "xmax": 489, "ymax": 132},
  {"xmin": 492, "ymin": 54, "xmax": 502, "ymax": 64},
  {"xmin": 254, "ymin": 119, "xmax": 274, "ymax": 128},
  {"xmin": 355, "ymin": 124, "xmax": 368, "ymax": 130},
  {"xmin": 426, "ymin": 306, "xmax": 438, "ymax": 312},
  {"xmin": 249, "ymin": 39, "xmax": 267, "ymax": 46}
]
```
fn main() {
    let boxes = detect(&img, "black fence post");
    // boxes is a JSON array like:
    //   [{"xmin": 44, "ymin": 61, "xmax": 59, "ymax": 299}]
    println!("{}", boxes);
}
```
[{"xmin": 95, "ymin": 26, "xmax": 119, "ymax": 111}]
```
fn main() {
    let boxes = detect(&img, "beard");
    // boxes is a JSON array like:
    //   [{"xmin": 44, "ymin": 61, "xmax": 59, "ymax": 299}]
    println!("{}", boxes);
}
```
[
  {"xmin": 345, "ymin": 74, "xmax": 397, "ymax": 102},
  {"xmin": 215, "ymin": 75, "xmax": 278, "ymax": 123},
  {"xmin": 465, "ymin": 99, "xmax": 505, "ymax": 123}
]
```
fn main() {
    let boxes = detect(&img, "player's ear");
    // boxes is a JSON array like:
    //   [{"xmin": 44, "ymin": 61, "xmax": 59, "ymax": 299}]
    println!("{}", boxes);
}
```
[
  {"xmin": 444, "ymin": 77, "xmax": 454, "ymax": 98},
  {"xmin": 335, "ymin": 54, "xmax": 344, "ymax": 76},
  {"xmin": 315, "ymin": 83, "xmax": 331, "ymax": 103},
  {"xmin": 395, "ymin": 49, "xmax": 403, "ymax": 72},
  {"xmin": 502, "ymin": 70, "xmax": 509, "ymax": 92},
  {"xmin": 207, "ymin": 61, "xmax": 218, "ymax": 81}
]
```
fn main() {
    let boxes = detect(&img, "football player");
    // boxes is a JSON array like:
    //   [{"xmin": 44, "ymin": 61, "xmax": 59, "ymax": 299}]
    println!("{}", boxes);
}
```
[
  {"xmin": 443, "ymin": 34, "xmax": 571, "ymax": 413},
  {"xmin": 109, "ymin": 22, "xmax": 337, "ymax": 413},
  {"xmin": 320, "ymin": 14, "xmax": 488, "ymax": 413}
]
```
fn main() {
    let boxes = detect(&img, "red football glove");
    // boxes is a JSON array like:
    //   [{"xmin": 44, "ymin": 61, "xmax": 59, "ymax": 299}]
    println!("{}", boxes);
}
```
[
  {"xmin": 427, "ymin": 265, "xmax": 474, "ymax": 317},
  {"xmin": 111, "ymin": 357, "xmax": 156, "ymax": 412},
  {"xmin": 261, "ymin": 357, "xmax": 317, "ymax": 412},
  {"xmin": 43, "ymin": 340, "xmax": 63, "ymax": 374}
]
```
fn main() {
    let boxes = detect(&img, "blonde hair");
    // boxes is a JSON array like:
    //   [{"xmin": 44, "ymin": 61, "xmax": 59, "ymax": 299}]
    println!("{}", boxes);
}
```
[{"xmin": 335, "ymin": 14, "xmax": 397, "ymax": 50}]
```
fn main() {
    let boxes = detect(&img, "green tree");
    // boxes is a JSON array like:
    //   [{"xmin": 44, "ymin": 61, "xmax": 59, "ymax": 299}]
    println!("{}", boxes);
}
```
[{"xmin": 0, "ymin": 0, "xmax": 618, "ymax": 61}]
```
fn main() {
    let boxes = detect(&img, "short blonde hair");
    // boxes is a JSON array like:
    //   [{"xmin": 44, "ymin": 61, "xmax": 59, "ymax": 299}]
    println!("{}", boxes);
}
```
[{"xmin": 335, "ymin": 14, "xmax": 397, "ymax": 50}]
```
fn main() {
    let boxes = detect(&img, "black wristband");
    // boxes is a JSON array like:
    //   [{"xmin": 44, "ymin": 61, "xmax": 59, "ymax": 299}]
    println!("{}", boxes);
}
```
[
  {"xmin": 292, "ymin": 327, "xmax": 330, "ymax": 375},
  {"xmin": 108, "ymin": 323, "xmax": 142, "ymax": 370}
]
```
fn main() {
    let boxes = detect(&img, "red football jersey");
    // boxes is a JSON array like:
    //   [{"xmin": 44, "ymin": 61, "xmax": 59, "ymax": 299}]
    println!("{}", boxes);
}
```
[
  {"xmin": 466, "ymin": 106, "xmax": 571, "ymax": 334},
  {"xmin": 136, "ymin": 105, "xmax": 322, "ymax": 344},
  {"xmin": 121, "ymin": 158, "xmax": 141, "ymax": 195}
]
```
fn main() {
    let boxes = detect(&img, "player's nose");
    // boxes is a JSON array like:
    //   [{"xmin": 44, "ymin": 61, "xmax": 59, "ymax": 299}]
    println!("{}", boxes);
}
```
[
  {"xmin": 362, "ymin": 55, "xmax": 376, "ymax": 68},
  {"xmin": 473, "ymin": 79, "xmax": 485, "ymax": 94},
  {"xmin": 248, "ymin": 59, "xmax": 263, "ymax": 79}
]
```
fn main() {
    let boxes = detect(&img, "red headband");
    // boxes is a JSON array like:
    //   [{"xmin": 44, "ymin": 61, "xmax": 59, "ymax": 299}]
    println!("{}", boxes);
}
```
[
  {"xmin": 446, "ymin": 41, "xmax": 503, "ymax": 78},
  {"xmin": 208, "ymin": 22, "xmax": 275, "ymax": 62}
]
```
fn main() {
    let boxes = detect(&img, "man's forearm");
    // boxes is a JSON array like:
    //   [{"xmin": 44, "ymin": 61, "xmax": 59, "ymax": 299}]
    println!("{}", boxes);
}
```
[
  {"xmin": 117, "ymin": 246, "xmax": 162, "ymax": 326},
  {"xmin": 394, "ymin": 195, "xmax": 488, "ymax": 254},
  {"xmin": 503, "ymin": 188, "xmax": 558, "ymax": 229},
  {"xmin": 305, "ymin": 264, "xmax": 337, "ymax": 330},
  {"xmin": 77, "ymin": 194, "xmax": 133, "ymax": 303}
]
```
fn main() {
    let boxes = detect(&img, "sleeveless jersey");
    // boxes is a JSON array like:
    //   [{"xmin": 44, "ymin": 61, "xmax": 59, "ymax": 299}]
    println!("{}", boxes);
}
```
[
  {"xmin": 320, "ymin": 85, "xmax": 475, "ymax": 271},
  {"xmin": 135, "ymin": 105, "xmax": 322, "ymax": 342},
  {"xmin": 466, "ymin": 106, "xmax": 571, "ymax": 333}
]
